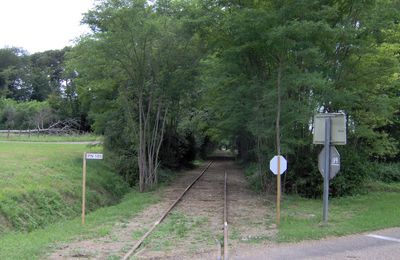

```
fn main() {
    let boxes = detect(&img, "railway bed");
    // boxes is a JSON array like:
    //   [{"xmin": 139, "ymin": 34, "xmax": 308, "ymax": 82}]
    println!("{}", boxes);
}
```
[{"xmin": 123, "ymin": 160, "xmax": 231, "ymax": 260}]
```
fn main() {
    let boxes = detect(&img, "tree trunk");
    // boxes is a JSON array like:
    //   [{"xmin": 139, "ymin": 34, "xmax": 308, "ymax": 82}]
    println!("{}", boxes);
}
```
[
  {"xmin": 138, "ymin": 93, "xmax": 145, "ymax": 192},
  {"xmin": 276, "ymin": 58, "xmax": 282, "ymax": 156},
  {"xmin": 137, "ymin": 90, "xmax": 168, "ymax": 191}
]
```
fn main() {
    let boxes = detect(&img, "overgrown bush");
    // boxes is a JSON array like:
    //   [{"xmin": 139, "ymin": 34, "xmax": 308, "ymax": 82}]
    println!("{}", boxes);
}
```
[
  {"xmin": 0, "ymin": 99, "xmax": 55, "ymax": 130},
  {"xmin": 244, "ymin": 163, "xmax": 266, "ymax": 193},
  {"xmin": 159, "ymin": 130, "xmax": 197, "ymax": 169},
  {"xmin": 281, "ymin": 146, "xmax": 371, "ymax": 198},
  {"xmin": 102, "ymin": 108, "xmax": 139, "ymax": 186},
  {"xmin": 330, "ymin": 147, "xmax": 371, "ymax": 196},
  {"xmin": 199, "ymin": 135, "xmax": 217, "ymax": 159},
  {"xmin": 283, "ymin": 145, "xmax": 321, "ymax": 198},
  {"xmin": 370, "ymin": 162, "xmax": 400, "ymax": 183}
]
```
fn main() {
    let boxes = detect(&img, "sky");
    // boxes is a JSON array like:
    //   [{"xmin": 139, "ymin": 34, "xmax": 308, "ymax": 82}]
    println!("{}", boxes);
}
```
[{"xmin": 0, "ymin": 0, "xmax": 95, "ymax": 54}]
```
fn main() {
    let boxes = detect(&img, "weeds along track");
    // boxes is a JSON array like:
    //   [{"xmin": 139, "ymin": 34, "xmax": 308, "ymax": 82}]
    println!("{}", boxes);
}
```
[{"xmin": 123, "ymin": 160, "xmax": 230, "ymax": 260}]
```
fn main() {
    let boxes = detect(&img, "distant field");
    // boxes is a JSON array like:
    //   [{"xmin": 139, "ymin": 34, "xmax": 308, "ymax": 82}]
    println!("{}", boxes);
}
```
[
  {"xmin": 0, "ymin": 133, "xmax": 102, "ymax": 142},
  {"xmin": 0, "ymin": 142, "xmax": 128, "ymax": 233}
]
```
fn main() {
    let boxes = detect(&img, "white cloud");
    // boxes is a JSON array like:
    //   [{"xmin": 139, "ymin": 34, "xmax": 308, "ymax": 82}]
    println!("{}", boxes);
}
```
[{"xmin": 0, "ymin": 0, "xmax": 95, "ymax": 53}]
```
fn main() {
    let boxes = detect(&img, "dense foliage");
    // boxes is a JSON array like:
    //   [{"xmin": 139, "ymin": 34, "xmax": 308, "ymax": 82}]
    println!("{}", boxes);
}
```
[
  {"xmin": 0, "ymin": 47, "xmax": 87, "ymax": 131},
  {"xmin": 1, "ymin": 0, "xmax": 399, "ymax": 196},
  {"xmin": 196, "ymin": 0, "xmax": 400, "ymax": 197}
]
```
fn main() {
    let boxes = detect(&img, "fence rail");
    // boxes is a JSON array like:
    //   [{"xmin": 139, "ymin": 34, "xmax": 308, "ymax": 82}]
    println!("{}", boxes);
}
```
[
  {"xmin": 0, "ymin": 129, "xmax": 45, "ymax": 133},
  {"xmin": 0, "ymin": 128, "xmax": 82, "ymax": 135}
]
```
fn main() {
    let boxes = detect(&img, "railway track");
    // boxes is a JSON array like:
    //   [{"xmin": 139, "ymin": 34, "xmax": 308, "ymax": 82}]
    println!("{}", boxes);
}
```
[{"xmin": 122, "ymin": 161, "xmax": 230, "ymax": 260}]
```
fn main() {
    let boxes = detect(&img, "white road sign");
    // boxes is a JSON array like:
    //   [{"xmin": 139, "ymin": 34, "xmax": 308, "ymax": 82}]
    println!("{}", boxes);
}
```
[
  {"xmin": 85, "ymin": 153, "xmax": 103, "ymax": 160},
  {"xmin": 269, "ymin": 155, "xmax": 287, "ymax": 175},
  {"xmin": 313, "ymin": 113, "xmax": 347, "ymax": 145},
  {"xmin": 318, "ymin": 146, "xmax": 340, "ymax": 179}
]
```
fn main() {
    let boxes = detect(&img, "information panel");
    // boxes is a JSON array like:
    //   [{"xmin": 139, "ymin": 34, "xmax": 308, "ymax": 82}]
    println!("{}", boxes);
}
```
[{"xmin": 313, "ymin": 113, "xmax": 346, "ymax": 145}]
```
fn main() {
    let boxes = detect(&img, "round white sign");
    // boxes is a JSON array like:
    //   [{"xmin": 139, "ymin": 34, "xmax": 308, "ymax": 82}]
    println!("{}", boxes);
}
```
[{"xmin": 269, "ymin": 155, "xmax": 287, "ymax": 175}]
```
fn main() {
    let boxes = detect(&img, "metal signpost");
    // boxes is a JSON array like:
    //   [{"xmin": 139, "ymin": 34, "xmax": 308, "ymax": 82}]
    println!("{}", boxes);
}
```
[
  {"xmin": 269, "ymin": 155, "xmax": 287, "ymax": 226},
  {"xmin": 82, "ymin": 152, "xmax": 103, "ymax": 225},
  {"xmin": 323, "ymin": 118, "xmax": 331, "ymax": 224},
  {"xmin": 313, "ymin": 113, "xmax": 346, "ymax": 224}
]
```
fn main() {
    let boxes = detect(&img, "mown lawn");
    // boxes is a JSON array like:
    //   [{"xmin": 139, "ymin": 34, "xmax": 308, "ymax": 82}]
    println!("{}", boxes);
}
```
[{"xmin": 279, "ymin": 187, "xmax": 400, "ymax": 242}]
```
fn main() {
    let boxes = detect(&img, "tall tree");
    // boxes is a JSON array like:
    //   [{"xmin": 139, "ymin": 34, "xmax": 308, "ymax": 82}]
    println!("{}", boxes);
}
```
[
  {"xmin": 198, "ymin": 0, "xmax": 400, "ymax": 196},
  {"xmin": 70, "ymin": 0, "xmax": 205, "ymax": 191}
]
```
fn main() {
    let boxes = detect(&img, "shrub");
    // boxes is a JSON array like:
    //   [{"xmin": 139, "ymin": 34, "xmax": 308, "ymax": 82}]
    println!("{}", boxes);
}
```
[
  {"xmin": 244, "ymin": 163, "xmax": 265, "ymax": 192},
  {"xmin": 283, "ymin": 145, "xmax": 371, "ymax": 198},
  {"xmin": 370, "ymin": 162, "xmax": 400, "ymax": 183}
]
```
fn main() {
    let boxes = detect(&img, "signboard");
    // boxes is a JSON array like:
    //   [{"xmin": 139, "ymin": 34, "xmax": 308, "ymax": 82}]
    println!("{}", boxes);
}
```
[
  {"xmin": 85, "ymin": 153, "xmax": 103, "ymax": 160},
  {"xmin": 269, "ymin": 155, "xmax": 287, "ymax": 175},
  {"xmin": 313, "ymin": 113, "xmax": 346, "ymax": 145},
  {"xmin": 82, "ymin": 152, "xmax": 103, "ymax": 225},
  {"xmin": 318, "ymin": 146, "xmax": 340, "ymax": 179}
]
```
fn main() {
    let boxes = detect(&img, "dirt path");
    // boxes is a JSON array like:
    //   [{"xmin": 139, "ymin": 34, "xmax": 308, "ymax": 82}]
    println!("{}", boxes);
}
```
[{"xmin": 47, "ymin": 160, "xmax": 275, "ymax": 259}]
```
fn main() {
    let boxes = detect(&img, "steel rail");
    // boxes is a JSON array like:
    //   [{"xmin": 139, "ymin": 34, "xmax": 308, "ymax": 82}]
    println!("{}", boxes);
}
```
[
  {"xmin": 216, "ymin": 239, "xmax": 222, "ymax": 260},
  {"xmin": 223, "ymin": 171, "xmax": 229, "ymax": 260},
  {"xmin": 122, "ymin": 161, "xmax": 213, "ymax": 260}
]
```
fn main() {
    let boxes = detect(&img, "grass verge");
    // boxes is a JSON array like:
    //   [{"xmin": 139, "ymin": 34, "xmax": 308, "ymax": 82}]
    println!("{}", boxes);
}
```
[
  {"xmin": 278, "ymin": 188, "xmax": 400, "ymax": 242},
  {"xmin": 0, "ymin": 190, "xmax": 158, "ymax": 260},
  {"xmin": 143, "ymin": 211, "xmax": 211, "ymax": 252},
  {"xmin": 0, "ymin": 142, "xmax": 128, "ymax": 232}
]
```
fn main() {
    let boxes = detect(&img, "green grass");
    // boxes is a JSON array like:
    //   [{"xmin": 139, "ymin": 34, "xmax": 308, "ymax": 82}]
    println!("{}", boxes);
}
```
[
  {"xmin": 192, "ymin": 159, "xmax": 205, "ymax": 167},
  {"xmin": 0, "ymin": 191, "xmax": 158, "ymax": 260},
  {"xmin": 0, "ymin": 142, "xmax": 128, "ymax": 232},
  {"xmin": 143, "ymin": 212, "xmax": 210, "ymax": 251},
  {"xmin": 364, "ymin": 180, "xmax": 400, "ymax": 192},
  {"xmin": 0, "ymin": 133, "xmax": 102, "ymax": 142},
  {"xmin": 278, "ymin": 189, "xmax": 400, "ymax": 242}
]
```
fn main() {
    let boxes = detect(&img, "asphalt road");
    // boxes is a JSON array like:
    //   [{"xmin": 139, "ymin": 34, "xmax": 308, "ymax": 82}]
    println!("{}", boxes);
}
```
[{"xmin": 233, "ymin": 227, "xmax": 400, "ymax": 260}]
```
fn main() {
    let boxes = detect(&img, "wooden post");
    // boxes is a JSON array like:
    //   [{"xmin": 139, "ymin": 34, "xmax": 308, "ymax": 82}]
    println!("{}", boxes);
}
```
[
  {"xmin": 276, "ymin": 59, "xmax": 282, "ymax": 227},
  {"xmin": 82, "ymin": 152, "xmax": 87, "ymax": 225},
  {"xmin": 277, "ymin": 156, "xmax": 281, "ymax": 226}
]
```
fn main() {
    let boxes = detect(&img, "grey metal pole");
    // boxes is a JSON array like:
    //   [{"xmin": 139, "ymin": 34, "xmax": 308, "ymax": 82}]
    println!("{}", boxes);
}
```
[{"xmin": 323, "ymin": 117, "xmax": 331, "ymax": 224}]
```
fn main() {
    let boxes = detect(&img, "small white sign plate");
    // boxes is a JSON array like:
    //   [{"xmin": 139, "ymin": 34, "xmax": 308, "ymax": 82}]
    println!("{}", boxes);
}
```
[
  {"xmin": 269, "ymin": 155, "xmax": 287, "ymax": 175},
  {"xmin": 313, "ymin": 113, "xmax": 347, "ymax": 145},
  {"xmin": 86, "ymin": 153, "xmax": 103, "ymax": 160}
]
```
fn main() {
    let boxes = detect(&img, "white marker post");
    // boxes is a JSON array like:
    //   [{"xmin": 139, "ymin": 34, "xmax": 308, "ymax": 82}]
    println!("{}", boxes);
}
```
[
  {"xmin": 82, "ymin": 152, "xmax": 103, "ymax": 225},
  {"xmin": 270, "ymin": 155, "xmax": 287, "ymax": 226},
  {"xmin": 82, "ymin": 152, "xmax": 87, "ymax": 225},
  {"xmin": 277, "ymin": 156, "xmax": 281, "ymax": 226}
]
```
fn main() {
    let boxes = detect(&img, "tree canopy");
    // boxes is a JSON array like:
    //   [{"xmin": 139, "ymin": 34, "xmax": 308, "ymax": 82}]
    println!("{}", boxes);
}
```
[{"xmin": 1, "ymin": 0, "xmax": 399, "ymax": 195}]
